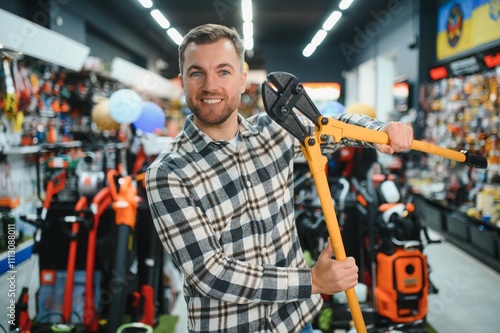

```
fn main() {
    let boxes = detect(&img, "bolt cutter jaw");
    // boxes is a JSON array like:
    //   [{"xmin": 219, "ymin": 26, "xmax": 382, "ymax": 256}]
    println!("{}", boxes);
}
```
[{"xmin": 262, "ymin": 72, "xmax": 324, "ymax": 143}]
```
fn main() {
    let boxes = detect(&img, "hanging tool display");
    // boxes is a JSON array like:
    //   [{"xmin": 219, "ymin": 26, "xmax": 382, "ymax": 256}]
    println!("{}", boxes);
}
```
[
  {"xmin": 261, "ymin": 71, "xmax": 488, "ymax": 333},
  {"xmin": 2, "ymin": 55, "xmax": 18, "ymax": 120}
]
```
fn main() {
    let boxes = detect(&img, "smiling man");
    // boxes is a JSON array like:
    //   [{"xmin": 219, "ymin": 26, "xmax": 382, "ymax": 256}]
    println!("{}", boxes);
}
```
[{"xmin": 146, "ymin": 23, "xmax": 413, "ymax": 333}]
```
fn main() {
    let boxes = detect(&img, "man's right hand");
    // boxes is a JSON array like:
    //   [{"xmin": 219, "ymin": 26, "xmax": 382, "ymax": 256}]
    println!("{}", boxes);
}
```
[{"xmin": 311, "ymin": 238, "xmax": 359, "ymax": 295}]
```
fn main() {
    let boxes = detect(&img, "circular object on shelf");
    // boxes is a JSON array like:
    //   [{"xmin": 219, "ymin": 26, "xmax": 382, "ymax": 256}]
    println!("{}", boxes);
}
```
[
  {"xmin": 51, "ymin": 323, "xmax": 75, "ymax": 332},
  {"xmin": 133, "ymin": 101, "xmax": 166, "ymax": 133},
  {"xmin": 91, "ymin": 98, "xmax": 120, "ymax": 131},
  {"xmin": 109, "ymin": 88, "xmax": 143, "ymax": 124},
  {"xmin": 116, "ymin": 322, "xmax": 154, "ymax": 333}
]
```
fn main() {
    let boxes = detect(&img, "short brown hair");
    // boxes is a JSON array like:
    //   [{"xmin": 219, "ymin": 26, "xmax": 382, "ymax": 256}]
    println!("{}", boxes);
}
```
[{"xmin": 178, "ymin": 23, "xmax": 245, "ymax": 74}]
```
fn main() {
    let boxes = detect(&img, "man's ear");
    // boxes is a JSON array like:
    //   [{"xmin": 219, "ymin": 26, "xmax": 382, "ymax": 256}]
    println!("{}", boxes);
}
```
[
  {"xmin": 179, "ymin": 73, "xmax": 184, "ymax": 89},
  {"xmin": 240, "ymin": 71, "xmax": 247, "ymax": 94}
]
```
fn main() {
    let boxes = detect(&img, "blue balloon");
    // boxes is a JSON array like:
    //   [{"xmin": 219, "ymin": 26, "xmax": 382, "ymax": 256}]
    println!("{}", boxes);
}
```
[
  {"xmin": 133, "ymin": 102, "xmax": 166, "ymax": 133},
  {"xmin": 319, "ymin": 101, "xmax": 345, "ymax": 117},
  {"xmin": 109, "ymin": 89, "xmax": 143, "ymax": 124}
]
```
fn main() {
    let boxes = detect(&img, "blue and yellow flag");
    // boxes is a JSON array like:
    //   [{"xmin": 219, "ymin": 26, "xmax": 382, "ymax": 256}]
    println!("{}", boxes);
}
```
[
  {"xmin": 437, "ymin": 0, "xmax": 473, "ymax": 60},
  {"xmin": 437, "ymin": 0, "xmax": 500, "ymax": 60},
  {"xmin": 471, "ymin": 0, "xmax": 500, "ymax": 46}
]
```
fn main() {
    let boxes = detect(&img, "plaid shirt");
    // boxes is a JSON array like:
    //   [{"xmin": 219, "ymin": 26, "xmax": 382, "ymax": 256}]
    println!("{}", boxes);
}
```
[{"xmin": 146, "ymin": 112, "xmax": 383, "ymax": 333}]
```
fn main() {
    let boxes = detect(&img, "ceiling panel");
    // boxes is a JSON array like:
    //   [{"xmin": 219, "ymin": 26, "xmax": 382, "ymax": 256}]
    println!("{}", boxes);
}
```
[{"xmin": 87, "ymin": 0, "xmax": 396, "ymax": 77}]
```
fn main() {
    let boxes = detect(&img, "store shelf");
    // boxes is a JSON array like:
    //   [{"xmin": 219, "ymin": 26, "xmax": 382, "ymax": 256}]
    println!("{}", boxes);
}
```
[
  {"xmin": 413, "ymin": 193, "xmax": 450, "ymax": 232},
  {"xmin": 447, "ymin": 211, "xmax": 471, "ymax": 242},
  {"xmin": 469, "ymin": 224, "xmax": 498, "ymax": 258},
  {"xmin": 413, "ymin": 193, "xmax": 500, "ymax": 273}
]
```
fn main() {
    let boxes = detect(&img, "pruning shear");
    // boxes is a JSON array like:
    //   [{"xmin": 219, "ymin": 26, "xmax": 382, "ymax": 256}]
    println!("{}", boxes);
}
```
[{"xmin": 261, "ymin": 71, "xmax": 488, "ymax": 333}]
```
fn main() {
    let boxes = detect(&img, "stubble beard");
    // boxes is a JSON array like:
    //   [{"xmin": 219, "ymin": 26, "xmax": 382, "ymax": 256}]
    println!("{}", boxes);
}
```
[{"xmin": 186, "ymin": 96, "xmax": 239, "ymax": 126}]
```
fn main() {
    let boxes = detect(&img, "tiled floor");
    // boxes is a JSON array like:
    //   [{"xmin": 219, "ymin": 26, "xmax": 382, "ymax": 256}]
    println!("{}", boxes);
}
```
[
  {"xmin": 424, "ymin": 230, "xmax": 500, "ymax": 333},
  {"xmin": 2, "ymin": 229, "xmax": 500, "ymax": 333}
]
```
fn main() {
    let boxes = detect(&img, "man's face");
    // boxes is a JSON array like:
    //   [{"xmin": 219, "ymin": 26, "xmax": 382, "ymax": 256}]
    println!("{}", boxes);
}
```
[{"xmin": 180, "ymin": 38, "xmax": 247, "ymax": 126}]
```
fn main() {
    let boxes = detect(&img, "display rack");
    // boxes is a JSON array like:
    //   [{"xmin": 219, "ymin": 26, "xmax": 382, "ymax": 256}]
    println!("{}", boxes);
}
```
[{"xmin": 413, "ymin": 193, "xmax": 500, "ymax": 273}]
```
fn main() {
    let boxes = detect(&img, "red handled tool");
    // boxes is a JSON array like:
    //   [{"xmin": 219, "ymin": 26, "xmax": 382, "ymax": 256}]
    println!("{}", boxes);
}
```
[
  {"xmin": 134, "ymin": 172, "xmax": 157, "ymax": 327},
  {"xmin": 61, "ymin": 196, "xmax": 91, "ymax": 323},
  {"xmin": 83, "ymin": 187, "xmax": 113, "ymax": 332}
]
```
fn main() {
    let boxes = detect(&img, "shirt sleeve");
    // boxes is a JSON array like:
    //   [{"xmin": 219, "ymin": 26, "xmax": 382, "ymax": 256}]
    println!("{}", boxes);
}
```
[
  {"xmin": 146, "ymin": 161, "xmax": 312, "ymax": 305},
  {"xmin": 292, "ymin": 112, "xmax": 386, "ymax": 157}
]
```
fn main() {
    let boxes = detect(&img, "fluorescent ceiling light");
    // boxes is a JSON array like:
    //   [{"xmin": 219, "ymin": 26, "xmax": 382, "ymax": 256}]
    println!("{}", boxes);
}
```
[
  {"xmin": 167, "ymin": 28, "xmax": 183, "ymax": 45},
  {"xmin": 137, "ymin": 0, "xmax": 153, "ymax": 9},
  {"xmin": 244, "ymin": 37, "xmax": 254, "ymax": 50},
  {"xmin": 339, "ymin": 0, "xmax": 354, "ymax": 10},
  {"xmin": 302, "ymin": 43, "xmax": 316, "ymax": 57},
  {"xmin": 150, "ymin": 9, "xmax": 170, "ymax": 29},
  {"xmin": 243, "ymin": 21, "xmax": 253, "ymax": 37},
  {"xmin": 311, "ymin": 30, "xmax": 327, "ymax": 46},
  {"xmin": 323, "ymin": 11, "xmax": 342, "ymax": 31},
  {"xmin": 241, "ymin": 0, "xmax": 253, "ymax": 22}
]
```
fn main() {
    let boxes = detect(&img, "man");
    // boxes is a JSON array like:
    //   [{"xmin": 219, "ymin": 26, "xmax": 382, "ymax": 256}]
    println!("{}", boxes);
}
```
[{"xmin": 146, "ymin": 23, "xmax": 413, "ymax": 333}]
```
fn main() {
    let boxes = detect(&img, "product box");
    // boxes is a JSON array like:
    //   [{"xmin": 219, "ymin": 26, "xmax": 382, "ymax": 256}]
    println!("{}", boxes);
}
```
[{"xmin": 36, "ymin": 270, "xmax": 101, "ymax": 323}]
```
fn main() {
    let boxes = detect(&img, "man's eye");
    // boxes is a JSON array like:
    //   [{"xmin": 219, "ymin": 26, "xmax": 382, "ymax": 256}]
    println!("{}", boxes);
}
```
[
  {"xmin": 220, "ymin": 70, "xmax": 229, "ymax": 76},
  {"xmin": 190, "ymin": 72, "xmax": 202, "ymax": 77}
]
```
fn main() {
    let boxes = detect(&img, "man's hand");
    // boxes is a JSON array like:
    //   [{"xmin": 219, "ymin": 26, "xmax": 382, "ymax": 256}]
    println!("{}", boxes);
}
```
[
  {"xmin": 375, "ymin": 121, "xmax": 413, "ymax": 154},
  {"xmin": 311, "ymin": 238, "xmax": 358, "ymax": 295}
]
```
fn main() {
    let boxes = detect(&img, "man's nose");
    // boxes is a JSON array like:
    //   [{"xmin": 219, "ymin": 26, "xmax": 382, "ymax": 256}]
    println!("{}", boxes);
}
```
[{"xmin": 202, "ymin": 73, "xmax": 218, "ymax": 91}]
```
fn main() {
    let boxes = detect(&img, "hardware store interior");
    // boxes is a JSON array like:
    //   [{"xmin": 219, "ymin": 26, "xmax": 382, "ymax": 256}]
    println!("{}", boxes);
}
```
[{"xmin": 1, "ymin": 0, "xmax": 500, "ymax": 332}]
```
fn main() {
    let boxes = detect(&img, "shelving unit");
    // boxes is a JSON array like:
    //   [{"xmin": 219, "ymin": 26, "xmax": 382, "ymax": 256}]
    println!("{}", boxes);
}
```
[{"xmin": 413, "ymin": 193, "xmax": 500, "ymax": 273}]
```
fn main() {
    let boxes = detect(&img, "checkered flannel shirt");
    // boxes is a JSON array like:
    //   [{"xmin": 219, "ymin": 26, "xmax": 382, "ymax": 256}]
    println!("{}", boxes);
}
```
[{"xmin": 146, "ymin": 112, "xmax": 383, "ymax": 332}]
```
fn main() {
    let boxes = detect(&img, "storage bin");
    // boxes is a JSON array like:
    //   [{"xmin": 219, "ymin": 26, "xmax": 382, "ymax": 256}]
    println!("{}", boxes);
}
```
[
  {"xmin": 469, "ymin": 226, "xmax": 498, "ymax": 259},
  {"xmin": 496, "ymin": 238, "xmax": 500, "ymax": 261},
  {"xmin": 446, "ymin": 211, "xmax": 470, "ymax": 242},
  {"xmin": 414, "ymin": 196, "xmax": 446, "ymax": 231}
]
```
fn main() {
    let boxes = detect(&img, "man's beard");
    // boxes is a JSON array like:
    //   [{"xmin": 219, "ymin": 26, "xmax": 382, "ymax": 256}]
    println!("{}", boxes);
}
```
[{"xmin": 186, "ymin": 96, "xmax": 238, "ymax": 125}]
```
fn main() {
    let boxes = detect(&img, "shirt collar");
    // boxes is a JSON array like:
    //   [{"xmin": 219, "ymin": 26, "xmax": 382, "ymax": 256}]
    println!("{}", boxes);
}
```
[{"xmin": 183, "ymin": 113, "xmax": 261, "ymax": 153}]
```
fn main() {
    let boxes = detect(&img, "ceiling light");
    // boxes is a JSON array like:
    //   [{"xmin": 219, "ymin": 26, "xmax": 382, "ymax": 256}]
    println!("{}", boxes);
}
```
[
  {"xmin": 137, "ymin": 0, "xmax": 153, "ymax": 9},
  {"xmin": 150, "ymin": 9, "xmax": 170, "ymax": 29},
  {"xmin": 323, "ymin": 11, "xmax": 342, "ymax": 31},
  {"xmin": 241, "ymin": 0, "xmax": 253, "ymax": 22},
  {"xmin": 167, "ymin": 28, "xmax": 183, "ymax": 45},
  {"xmin": 311, "ymin": 30, "xmax": 327, "ymax": 46},
  {"xmin": 339, "ymin": 0, "xmax": 354, "ymax": 10},
  {"xmin": 244, "ymin": 37, "xmax": 254, "ymax": 50},
  {"xmin": 302, "ymin": 43, "xmax": 316, "ymax": 57},
  {"xmin": 243, "ymin": 21, "xmax": 253, "ymax": 38}
]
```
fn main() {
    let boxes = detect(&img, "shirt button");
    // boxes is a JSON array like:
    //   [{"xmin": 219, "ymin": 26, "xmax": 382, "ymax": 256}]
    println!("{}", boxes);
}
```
[
  {"xmin": 261, "ymin": 246, "xmax": 267, "ymax": 254},
  {"xmin": 246, "ymin": 180, "xmax": 252, "ymax": 187}
]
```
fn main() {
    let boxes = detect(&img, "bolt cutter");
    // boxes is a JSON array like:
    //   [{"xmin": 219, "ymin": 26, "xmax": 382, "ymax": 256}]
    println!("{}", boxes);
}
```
[{"xmin": 261, "ymin": 71, "xmax": 487, "ymax": 333}]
